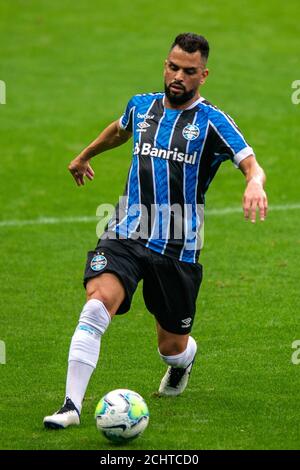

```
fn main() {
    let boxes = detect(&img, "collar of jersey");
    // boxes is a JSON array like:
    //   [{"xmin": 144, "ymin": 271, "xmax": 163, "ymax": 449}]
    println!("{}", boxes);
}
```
[{"xmin": 162, "ymin": 95, "xmax": 205, "ymax": 112}]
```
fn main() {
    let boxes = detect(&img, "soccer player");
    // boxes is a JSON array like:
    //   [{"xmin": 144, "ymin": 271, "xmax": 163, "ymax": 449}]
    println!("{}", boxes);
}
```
[{"xmin": 44, "ymin": 33, "xmax": 267, "ymax": 428}]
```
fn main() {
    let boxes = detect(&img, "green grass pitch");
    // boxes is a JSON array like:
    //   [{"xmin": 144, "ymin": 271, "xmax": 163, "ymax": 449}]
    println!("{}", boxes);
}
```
[{"xmin": 0, "ymin": 0, "xmax": 300, "ymax": 450}]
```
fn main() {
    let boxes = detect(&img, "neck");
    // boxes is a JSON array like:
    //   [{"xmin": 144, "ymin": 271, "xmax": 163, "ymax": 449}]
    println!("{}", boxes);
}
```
[{"xmin": 164, "ymin": 92, "xmax": 201, "ymax": 110}]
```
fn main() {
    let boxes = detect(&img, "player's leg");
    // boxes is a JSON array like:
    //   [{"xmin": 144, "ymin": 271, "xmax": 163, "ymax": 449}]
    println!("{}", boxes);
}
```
[
  {"xmin": 43, "ymin": 273, "xmax": 125, "ymax": 429},
  {"xmin": 63, "ymin": 274, "xmax": 125, "ymax": 415},
  {"xmin": 143, "ymin": 253, "xmax": 203, "ymax": 396},
  {"xmin": 156, "ymin": 322, "xmax": 197, "ymax": 396},
  {"xmin": 156, "ymin": 322, "xmax": 189, "ymax": 355},
  {"xmin": 44, "ymin": 240, "xmax": 142, "ymax": 429}
]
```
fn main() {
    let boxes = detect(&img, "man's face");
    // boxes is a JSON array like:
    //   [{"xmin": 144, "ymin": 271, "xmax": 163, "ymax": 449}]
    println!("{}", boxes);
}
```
[{"xmin": 164, "ymin": 45, "xmax": 209, "ymax": 106}]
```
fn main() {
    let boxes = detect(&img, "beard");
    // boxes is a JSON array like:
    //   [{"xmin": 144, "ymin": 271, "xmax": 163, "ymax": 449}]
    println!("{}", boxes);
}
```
[{"xmin": 164, "ymin": 81, "xmax": 196, "ymax": 106}]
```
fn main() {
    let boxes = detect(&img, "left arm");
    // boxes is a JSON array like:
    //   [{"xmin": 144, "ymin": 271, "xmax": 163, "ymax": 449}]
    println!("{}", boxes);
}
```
[{"xmin": 239, "ymin": 155, "xmax": 268, "ymax": 223}]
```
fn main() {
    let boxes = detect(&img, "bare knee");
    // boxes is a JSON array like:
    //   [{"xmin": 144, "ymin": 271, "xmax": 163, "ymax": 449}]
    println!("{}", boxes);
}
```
[
  {"xmin": 158, "ymin": 337, "xmax": 188, "ymax": 356},
  {"xmin": 86, "ymin": 284, "xmax": 111, "ymax": 307},
  {"xmin": 86, "ymin": 274, "xmax": 125, "ymax": 316}
]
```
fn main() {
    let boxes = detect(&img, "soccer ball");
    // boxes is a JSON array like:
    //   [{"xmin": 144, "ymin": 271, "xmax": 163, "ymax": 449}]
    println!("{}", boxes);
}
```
[{"xmin": 95, "ymin": 389, "xmax": 149, "ymax": 443}]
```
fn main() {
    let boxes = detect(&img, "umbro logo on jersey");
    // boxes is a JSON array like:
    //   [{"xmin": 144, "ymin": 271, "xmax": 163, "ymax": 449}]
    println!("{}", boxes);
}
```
[
  {"xmin": 181, "ymin": 317, "xmax": 192, "ymax": 328},
  {"xmin": 182, "ymin": 123, "xmax": 200, "ymax": 141},
  {"xmin": 137, "ymin": 121, "xmax": 150, "ymax": 131},
  {"xmin": 137, "ymin": 112, "xmax": 155, "ymax": 133}
]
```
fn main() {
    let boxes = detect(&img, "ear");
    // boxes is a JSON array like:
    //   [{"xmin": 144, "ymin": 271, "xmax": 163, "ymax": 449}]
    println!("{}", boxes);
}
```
[
  {"xmin": 200, "ymin": 68, "xmax": 209, "ymax": 85},
  {"xmin": 164, "ymin": 59, "xmax": 169, "ymax": 77}
]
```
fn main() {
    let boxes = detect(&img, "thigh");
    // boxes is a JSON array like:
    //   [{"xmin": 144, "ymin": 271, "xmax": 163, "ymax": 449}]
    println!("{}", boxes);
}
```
[
  {"xmin": 143, "ymin": 255, "xmax": 203, "ymax": 335},
  {"xmin": 86, "ymin": 273, "xmax": 126, "ymax": 316},
  {"xmin": 84, "ymin": 239, "xmax": 143, "ymax": 315}
]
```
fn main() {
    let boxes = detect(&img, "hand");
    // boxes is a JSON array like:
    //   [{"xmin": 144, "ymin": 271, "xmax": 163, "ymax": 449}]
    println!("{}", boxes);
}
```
[
  {"xmin": 243, "ymin": 179, "xmax": 268, "ymax": 223},
  {"xmin": 68, "ymin": 155, "xmax": 95, "ymax": 186}
]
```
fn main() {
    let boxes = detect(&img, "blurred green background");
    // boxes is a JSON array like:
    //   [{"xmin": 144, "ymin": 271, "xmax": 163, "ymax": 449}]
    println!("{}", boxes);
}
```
[{"xmin": 0, "ymin": 0, "xmax": 299, "ymax": 450}]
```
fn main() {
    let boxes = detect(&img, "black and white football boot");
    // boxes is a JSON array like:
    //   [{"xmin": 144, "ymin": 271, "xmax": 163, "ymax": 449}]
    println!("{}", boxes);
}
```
[
  {"xmin": 43, "ymin": 397, "xmax": 80, "ymax": 429},
  {"xmin": 158, "ymin": 359, "xmax": 195, "ymax": 396}
]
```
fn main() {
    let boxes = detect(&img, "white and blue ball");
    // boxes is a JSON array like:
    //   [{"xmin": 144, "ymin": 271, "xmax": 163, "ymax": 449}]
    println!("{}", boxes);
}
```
[{"xmin": 95, "ymin": 389, "xmax": 149, "ymax": 443}]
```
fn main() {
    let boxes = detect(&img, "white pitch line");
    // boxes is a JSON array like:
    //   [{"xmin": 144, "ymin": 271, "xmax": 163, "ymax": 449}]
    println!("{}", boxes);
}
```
[
  {"xmin": 205, "ymin": 203, "xmax": 300, "ymax": 215},
  {"xmin": 0, "ymin": 203, "xmax": 300, "ymax": 228},
  {"xmin": 0, "ymin": 215, "xmax": 97, "ymax": 228}
]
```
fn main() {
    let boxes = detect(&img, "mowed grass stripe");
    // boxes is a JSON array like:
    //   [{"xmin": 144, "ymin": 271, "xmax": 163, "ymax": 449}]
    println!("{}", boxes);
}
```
[{"xmin": 0, "ymin": 203, "xmax": 299, "ymax": 227}]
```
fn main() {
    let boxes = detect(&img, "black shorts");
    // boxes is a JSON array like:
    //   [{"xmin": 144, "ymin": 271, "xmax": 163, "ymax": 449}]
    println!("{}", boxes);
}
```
[{"xmin": 84, "ymin": 238, "xmax": 203, "ymax": 335}]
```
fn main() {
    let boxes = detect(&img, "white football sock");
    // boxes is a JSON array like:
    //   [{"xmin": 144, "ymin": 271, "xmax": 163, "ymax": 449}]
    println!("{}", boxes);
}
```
[
  {"xmin": 65, "ymin": 361, "xmax": 94, "ymax": 414},
  {"xmin": 158, "ymin": 336, "xmax": 197, "ymax": 369},
  {"xmin": 66, "ymin": 299, "xmax": 111, "ymax": 413}
]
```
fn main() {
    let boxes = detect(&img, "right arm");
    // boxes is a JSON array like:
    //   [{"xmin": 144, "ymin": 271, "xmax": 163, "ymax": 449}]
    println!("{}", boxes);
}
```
[{"xmin": 68, "ymin": 119, "xmax": 132, "ymax": 186}]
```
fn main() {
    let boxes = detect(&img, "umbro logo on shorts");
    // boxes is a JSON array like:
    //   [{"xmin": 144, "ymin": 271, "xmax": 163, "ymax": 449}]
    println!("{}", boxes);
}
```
[{"xmin": 181, "ymin": 317, "xmax": 192, "ymax": 328}]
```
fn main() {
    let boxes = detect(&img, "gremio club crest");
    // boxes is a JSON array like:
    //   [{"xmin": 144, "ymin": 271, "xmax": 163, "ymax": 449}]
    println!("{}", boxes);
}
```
[
  {"xmin": 182, "ymin": 123, "xmax": 200, "ymax": 141},
  {"xmin": 90, "ymin": 254, "xmax": 107, "ymax": 272}
]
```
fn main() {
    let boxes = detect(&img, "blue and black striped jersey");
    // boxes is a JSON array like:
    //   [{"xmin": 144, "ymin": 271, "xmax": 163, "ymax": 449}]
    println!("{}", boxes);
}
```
[{"xmin": 105, "ymin": 93, "xmax": 254, "ymax": 263}]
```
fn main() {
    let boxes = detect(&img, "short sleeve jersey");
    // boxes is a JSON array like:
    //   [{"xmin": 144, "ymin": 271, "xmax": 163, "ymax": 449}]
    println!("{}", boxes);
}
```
[{"xmin": 105, "ymin": 93, "xmax": 254, "ymax": 263}]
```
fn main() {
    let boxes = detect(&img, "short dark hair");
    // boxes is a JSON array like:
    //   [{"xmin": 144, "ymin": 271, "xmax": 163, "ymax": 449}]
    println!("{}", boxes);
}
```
[{"xmin": 171, "ymin": 33, "xmax": 210, "ymax": 62}]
